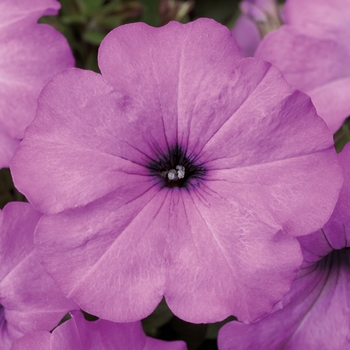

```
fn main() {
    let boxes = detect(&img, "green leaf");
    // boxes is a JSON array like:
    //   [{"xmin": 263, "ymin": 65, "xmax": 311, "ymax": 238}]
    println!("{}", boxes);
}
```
[
  {"xmin": 334, "ymin": 117, "xmax": 350, "ymax": 153},
  {"xmin": 193, "ymin": 0, "xmax": 239, "ymax": 26},
  {"xmin": 205, "ymin": 316, "xmax": 236, "ymax": 339},
  {"xmin": 83, "ymin": 0, "xmax": 105, "ymax": 16},
  {"xmin": 84, "ymin": 49, "xmax": 100, "ymax": 73},
  {"xmin": 61, "ymin": 14, "xmax": 87, "ymax": 24},
  {"xmin": 142, "ymin": 299, "xmax": 174, "ymax": 336},
  {"xmin": 138, "ymin": 0, "xmax": 161, "ymax": 26},
  {"xmin": 97, "ymin": 16, "xmax": 122, "ymax": 29},
  {"xmin": 83, "ymin": 30, "xmax": 106, "ymax": 45}
]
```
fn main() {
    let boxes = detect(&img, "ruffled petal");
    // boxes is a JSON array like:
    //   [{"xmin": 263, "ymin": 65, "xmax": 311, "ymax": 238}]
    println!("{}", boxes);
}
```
[
  {"xmin": 0, "ymin": 203, "xmax": 77, "ymax": 347},
  {"xmin": 11, "ymin": 311, "xmax": 186, "ymax": 350},
  {"xmin": 0, "ymin": 0, "xmax": 74, "ymax": 168},
  {"xmin": 308, "ymin": 77, "xmax": 350, "ymax": 133},
  {"xmin": 218, "ymin": 249, "xmax": 350, "ymax": 350}
]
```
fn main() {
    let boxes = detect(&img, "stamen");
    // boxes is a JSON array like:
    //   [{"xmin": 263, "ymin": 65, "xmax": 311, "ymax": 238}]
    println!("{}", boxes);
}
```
[
  {"xmin": 167, "ymin": 165, "xmax": 186, "ymax": 181},
  {"xmin": 176, "ymin": 165, "xmax": 185, "ymax": 179},
  {"xmin": 146, "ymin": 143, "xmax": 206, "ymax": 189},
  {"xmin": 168, "ymin": 169, "xmax": 178, "ymax": 180}
]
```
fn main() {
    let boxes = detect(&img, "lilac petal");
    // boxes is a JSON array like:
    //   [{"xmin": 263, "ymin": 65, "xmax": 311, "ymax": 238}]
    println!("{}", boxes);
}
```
[
  {"xmin": 0, "ymin": 25, "xmax": 74, "ymax": 139},
  {"xmin": 99, "ymin": 19, "xmax": 242, "ymax": 151},
  {"xmin": 1, "ymin": 251, "xmax": 77, "ymax": 333},
  {"xmin": 165, "ymin": 190, "xmax": 302, "ymax": 323},
  {"xmin": 206, "ymin": 149, "xmax": 341, "ymax": 237},
  {"xmin": 11, "ymin": 331, "xmax": 50, "ymax": 350},
  {"xmin": 200, "ymin": 61, "xmax": 333, "ymax": 167},
  {"xmin": 297, "ymin": 230, "xmax": 332, "ymax": 268},
  {"xmin": 219, "ymin": 145, "xmax": 350, "ymax": 348},
  {"xmin": 218, "ymin": 249, "xmax": 350, "ymax": 350},
  {"xmin": 0, "ymin": 0, "xmax": 74, "ymax": 168},
  {"xmin": 240, "ymin": 0, "xmax": 278, "ymax": 23},
  {"xmin": 232, "ymin": 15, "xmax": 261, "ymax": 57},
  {"xmin": 299, "ymin": 144, "xmax": 350, "ymax": 257},
  {"xmin": 144, "ymin": 337, "xmax": 187, "ymax": 350},
  {"xmin": 0, "ymin": 131, "xmax": 19, "ymax": 169},
  {"xmin": 255, "ymin": 1, "xmax": 350, "ymax": 131},
  {"xmin": 284, "ymin": 0, "xmax": 350, "ymax": 30},
  {"xmin": 11, "ymin": 69, "xmax": 152, "ymax": 214},
  {"xmin": 0, "ymin": 202, "xmax": 77, "ymax": 347},
  {"xmin": 13, "ymin": 139, "xmax": 150, "ymax": 214},
  {"xmin": 201, "ymin": 62, "xmax": 341, "ymax": 236},
  {"xmin": 35, "ymin": 190, "xmax": 168, "ymax": 322},
  {"xmin": 0, "ymin": 0, "xmax": 60, "ymax": 26},
  {"xmin": 11, "ymin": 311, "xmax": 187, "ymax": 350},
  {"xmin": 255, "ymin": 26, "xmax": 349, "ymax": 93},
  {"xmin": 308, "ymin": 77, "xmax": 350, "ymax": 132},
  {"xmin": 35, "ymin": 186, "xmax": 302, "ymax": 323},
  {"xmin": 322, "ymin": 144, "xmax": 350, "ymax": 248},
  {"xmin": 0, "ymin": 203, "xmax": 41, "ymax": 280}
]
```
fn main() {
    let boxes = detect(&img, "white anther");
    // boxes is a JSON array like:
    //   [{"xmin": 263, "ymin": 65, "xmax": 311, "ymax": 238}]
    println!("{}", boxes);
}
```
[
  {"xmin": 176, "ymin": 165, "xmax": 185, "ymax": 179},
  {"xmin": 167, "ymin": 169, "xmax": 178, "ymax": 180}
]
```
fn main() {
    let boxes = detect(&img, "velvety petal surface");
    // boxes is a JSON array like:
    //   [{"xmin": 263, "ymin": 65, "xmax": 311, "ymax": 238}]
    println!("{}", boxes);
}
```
[
  {"xmin": 218, "ymin": 144, "xmax": 350, "ymax": 349},
  {"xmin": 11, "ymin": 311, "xmax": 187, "ymax": 350},
  {"xmin": 11, "ymin": 19, "xmax": 343, "ymax": 323},
  {"xmin": 0, "ymin": 0, "xmax": 74, "ymax": 168},
  {"xmin": 0, "ymin": 202, "xmax": 77, "ymax": 349}
]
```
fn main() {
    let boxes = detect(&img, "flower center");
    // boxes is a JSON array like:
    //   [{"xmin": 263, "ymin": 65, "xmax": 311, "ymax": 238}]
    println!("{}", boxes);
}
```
[{"xmin": 147, "ymin": 143, "xmax": 206, "ymax": 189}]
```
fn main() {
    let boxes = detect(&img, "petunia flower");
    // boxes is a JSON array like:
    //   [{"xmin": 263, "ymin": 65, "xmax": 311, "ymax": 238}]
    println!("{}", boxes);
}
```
[
  {"xmin": 254, "ymin": 0, "xmax": 350, "ymax": 132},
  {"xmin": 232, "ymin": 15, "xmax": 261, "ymax": 57},
  {"xmin": 0, "ymin": 202, "xmax": 78, "ymax": 349},
  {"xmin": 0, "ymin": 0, "xmax": 74, "ymax": 169},
  {"xmin": 10, "ymin": 18, "xmax": 343, "ymax": 324},
  {"xmin": 11, "ymin": 310, "xmax": 187, "ymax": 350},
  {"xmin": 218, "ymin": 143, "xmax": 350, "ymax": 350},
  {"xmin": 232, "ymin": 0, "xmax": 282, "ymax": 57}
]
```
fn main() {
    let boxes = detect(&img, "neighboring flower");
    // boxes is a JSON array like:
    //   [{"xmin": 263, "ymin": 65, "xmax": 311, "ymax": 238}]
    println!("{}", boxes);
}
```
[
  {"xmin": 254, "ymin": 0, "xmax": 350, "ymax": 132},
  {"xmin": 232, "ymin": 0, "xmax": 282, "ymax": 57},
  {"xmin": 11, "ymin": 310, "xmax": 187, "ymax": 350},
  {"xmin": 218, "ymin": 144, "xmax": 350, "ymax": 350},
  {"xmin": 0, "ymin": 202, "xmax": 77, "ymax": 349},
  {"xmin": 10, "ymin": 19, "xmax": 342, "ymax": 324},
  {"xmin": 0, "ymin": 0, "xmax": 74, "ymax": 169},
  {"xmin": 232, "ymin": 15, "xmax": 261, "ymax": 57}
]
